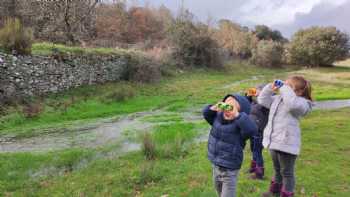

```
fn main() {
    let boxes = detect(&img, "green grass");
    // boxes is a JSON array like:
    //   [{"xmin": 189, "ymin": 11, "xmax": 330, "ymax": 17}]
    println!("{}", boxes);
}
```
[
  {"xmin": 2, "ymin": 109, "xmax": 349, "ymax": 196},
  {"xmin": 32, "ymin": 42, "xmax": 140, "ymax": 56},
  {"xmin": 0, "ymin": 95, "xmax": 174, "ymax": 138},
  {"xmin": 3, "ymin": 41, "xmax": 350, "ymax": 196},
  {"xmin": 1, "ymin": 60, "xmax": 350, "ymax": 196},
  {"xmin": 313, "ymin": 84, "xmax": 350, "ymax": 101},
  {"xmin": 0, "ymin": 149, "xmax": 96, "ymax": 194},
  {"xmin": 335, "ymin": 58, "xmax": 350, "ymax": 67},
  {"xmin": 0, "ymin": 62, "xmax": 278, "ymax": 138},
  {"xmin": 141, "ymin": 113, "xmax": 184, "ymax": 123},
  {"xmin": 2, "ymin": 62, "xmax": 350, "ymax": 138},
  {"xmin": 288, "ymin": 66, "xmax": 350, "ymax": 101}
]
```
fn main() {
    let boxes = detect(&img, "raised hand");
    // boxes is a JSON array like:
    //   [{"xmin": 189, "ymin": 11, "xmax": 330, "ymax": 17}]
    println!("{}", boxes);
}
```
[{"xmin": 272, "ymin": 80, "xmax": 284, "ymax": 91}]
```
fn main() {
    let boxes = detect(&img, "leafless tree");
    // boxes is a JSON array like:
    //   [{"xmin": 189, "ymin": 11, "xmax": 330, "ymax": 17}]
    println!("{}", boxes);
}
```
[{"xmin": 0, "ymin": 0, "xmax": 101, "ymax": 44}]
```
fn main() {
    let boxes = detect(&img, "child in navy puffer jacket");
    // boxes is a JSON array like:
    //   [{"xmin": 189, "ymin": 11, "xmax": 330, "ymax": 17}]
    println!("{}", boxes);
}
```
[{"xmin": 203, "ymin": 94, "xmax": 258, "ymax": 197}]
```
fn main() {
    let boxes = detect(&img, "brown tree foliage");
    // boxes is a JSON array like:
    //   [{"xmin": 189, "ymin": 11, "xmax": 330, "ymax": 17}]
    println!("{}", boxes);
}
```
[
  {"xmin": 95, "ymin": 2, "xmax": 169, "ymax": 47},
  {"xmin": 214, "ymin": 19, "xmax": 258, "ymax": 59},
  {"xmin": 95, "ymin": 2, "xmax": 129, "ymax": 45},
  {"xmin": 127, "ymin": 7, "xmax": 164, "ymax": 43}
]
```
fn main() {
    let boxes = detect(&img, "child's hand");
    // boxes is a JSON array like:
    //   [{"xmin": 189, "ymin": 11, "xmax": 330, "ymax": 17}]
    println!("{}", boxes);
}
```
[
  {"xmin": 210, "ymin": 102, "xmax": 222, "ymax": 112},
  {"xmin": 271, "ymin": 80, "xmax": 284, "ymax": 91},
  {"xmin": 271, "ymin": 83, "xmax": 279, "ymax": 91}
]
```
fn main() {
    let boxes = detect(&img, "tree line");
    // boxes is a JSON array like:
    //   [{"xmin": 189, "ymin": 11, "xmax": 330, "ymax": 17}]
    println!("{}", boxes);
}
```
[{"xmin": 0, "ymin": 0, "xmax": 349, "ymax": 67}]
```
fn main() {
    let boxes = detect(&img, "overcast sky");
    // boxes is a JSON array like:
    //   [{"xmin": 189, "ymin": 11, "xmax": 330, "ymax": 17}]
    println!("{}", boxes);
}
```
[{"xmin": 137, "ymin": 0, "xmax": 350, "ymax": 38}]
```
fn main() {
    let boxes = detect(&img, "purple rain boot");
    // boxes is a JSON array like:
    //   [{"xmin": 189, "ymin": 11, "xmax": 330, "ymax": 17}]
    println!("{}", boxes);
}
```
[
  {"xmin": 251, "ymin": 166, "xmax": 264, "ymax": 180},
  {"xmin": 248, "ymin": 160, "xmax": 257, "ymax": 173},
  {"xmin": 280, "ymin": 187, "xmax": 294, "ymax": 197},
  {"xmin": 261, "ymin": 180, "xmax": 282, "ymax": 197}
]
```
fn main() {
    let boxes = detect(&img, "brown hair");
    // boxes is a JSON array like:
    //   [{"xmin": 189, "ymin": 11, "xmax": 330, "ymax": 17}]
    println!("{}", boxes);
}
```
[{"xmin": 288, "ymin": 76, "xmax": 313, "ymax": 101}]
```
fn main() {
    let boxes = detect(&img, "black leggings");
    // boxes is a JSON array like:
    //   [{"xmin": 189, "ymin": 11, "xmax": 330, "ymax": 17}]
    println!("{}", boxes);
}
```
[{"xmin": 270, "ymin": 150, "xmax": 297, "ymax": 192}]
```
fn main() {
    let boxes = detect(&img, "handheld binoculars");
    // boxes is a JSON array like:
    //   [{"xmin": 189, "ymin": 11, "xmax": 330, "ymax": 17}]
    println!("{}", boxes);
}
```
[
  {"xmin": 217, "ymin": 102, "xmax": 234, "ymax": 111},
  {"xmin": 274, "ymin": 80, "xmax": 284, "ymax": 88}
]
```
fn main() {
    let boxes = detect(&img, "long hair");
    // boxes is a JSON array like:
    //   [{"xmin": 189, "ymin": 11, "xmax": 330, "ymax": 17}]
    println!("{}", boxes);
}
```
[{"xmin": 288, "ymin": 76, "xmax": 313, "ymax": 101}]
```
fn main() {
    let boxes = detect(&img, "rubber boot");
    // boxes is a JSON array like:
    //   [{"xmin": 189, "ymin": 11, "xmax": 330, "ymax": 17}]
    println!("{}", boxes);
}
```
[
  {"xmin": 280, "ymin": 187, "xmax": 294, "ymax": 197},
  {"xmin": 251, "ymin": 166, "xmax": 264, "ymax": 180},
  {"xmin": 261, "ymin": 180, "xmax": 282, "ymax": 197},
  {"xmin": 248, "ymin": 160, "xmax": 257, "ymax": 173}
]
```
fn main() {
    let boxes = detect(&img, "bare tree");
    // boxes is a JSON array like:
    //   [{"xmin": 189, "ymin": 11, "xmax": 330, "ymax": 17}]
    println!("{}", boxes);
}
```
[{"xmin": 0, "ymin": 0, "xmax": 101, "ymax": 44}]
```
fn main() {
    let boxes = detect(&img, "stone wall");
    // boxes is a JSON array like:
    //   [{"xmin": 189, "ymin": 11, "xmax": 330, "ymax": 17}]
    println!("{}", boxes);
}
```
[{"xmin": 0, "ymin": 52, "xmax": 132, "ymax": 102}]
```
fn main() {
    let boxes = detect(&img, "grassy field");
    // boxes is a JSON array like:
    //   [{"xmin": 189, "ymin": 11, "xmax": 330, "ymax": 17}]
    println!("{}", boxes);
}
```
[
  {"xmin": 1, "ymin": 61, "xmax": 350, "ymax": 196},
  {"xmin": 1, "ymin": 109, "xmax": 350, "ymax": 196},
  {"xmin": 2, "ymin": 61, "xmax": 350, "ymax": 138},
  {"xmin": 0, "ymin": 62, "xmax": 278, "ymax": 138},
  {"xmin": 31, "ymin": 42, "xmax": 138, "ymax": 56},
  {"xmin": 335, "ymin": 58, "xmax": 350, "ymax": 67}
]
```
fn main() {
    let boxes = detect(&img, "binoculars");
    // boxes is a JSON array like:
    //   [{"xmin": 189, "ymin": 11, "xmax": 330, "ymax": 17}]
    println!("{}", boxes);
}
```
[
  {"xmin": 274, "ymin": 80, "xmax": 284, "ymax": 88},
  {"xmin": 247, "ymin": 88, "xmax": 257, "ymax": 96},
  {"xmin": 217, "ymin": 102, "xmax": 234, "ymax": 111}
]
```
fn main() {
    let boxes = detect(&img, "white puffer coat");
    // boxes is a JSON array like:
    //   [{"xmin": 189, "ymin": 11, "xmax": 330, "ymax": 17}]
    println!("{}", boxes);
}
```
[{"xmin": 258, "ymin": 84, "xmax": 313, "ymax": 155}]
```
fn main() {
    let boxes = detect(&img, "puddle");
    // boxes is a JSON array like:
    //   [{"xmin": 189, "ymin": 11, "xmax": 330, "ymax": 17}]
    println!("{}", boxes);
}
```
[
  {"xmin": 313, "ymin": 99, "xmax": 350, "ymax": 110},
  {"xmin": 221, "ymin": 76, "xmax": 263, "ymax": 89},
  {"xmin": 2, "ymin": 86, "xmax": 348, "ymax": 154},
  {"xmin": 0, "ymin": 111, "xmax": 160, "ymax": 153},
  {"xmin": 0, "ymin": 107, "xmax": 204, "ymax": 153}
]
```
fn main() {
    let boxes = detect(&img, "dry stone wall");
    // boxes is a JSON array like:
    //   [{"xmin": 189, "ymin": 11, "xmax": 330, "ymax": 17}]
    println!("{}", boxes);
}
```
[{"xmin": 0, "ymin": 52, "xmax": 131, "ymax": 102}]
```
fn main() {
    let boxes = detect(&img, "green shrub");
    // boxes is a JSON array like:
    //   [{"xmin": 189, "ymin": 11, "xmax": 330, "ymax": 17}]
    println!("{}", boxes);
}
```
[
  {"xmin": 142, "ymin": 132, "xmax": 156, "ymax": 160},
  {"xmin": 136, "ymin": 162, "xmax": 162, "ymax": 188},
  {"xmin": 103, "ymin": 85, "xmax": 135, "ymax": 103},
  {"xmin": 251, "ymin": 40, "xmax": 284, "ymax": 67},
  {"xmin": 158, "ymin": 137, "xmax": 187, "ymax": 159},
  {"xmin": 22, "ymin": 102, "xmax": 44, "ymax": 119},
  {"xmin": 288, "ymin": 26, "xmax": 350, "ymax": 67},
  {"xmin": 129, "ymin": 58, "xmax": 162, "ymax": 83},
  {"xmin": 122, "ymin": 54, "xmax": 162, "ymax": 83},
  {"xmin": 167, "ymin": 15, "xmax": 223, "ymax": 68},
  {"xmin": 0, "ymin": 18, "xmax": 33, "ymax": 55},
  {"xmin": 253, "ymin": 25, "xmax": 287, "ymax": 42},
  {"xmin": 152, "ymin": 123, "xmax": 197, "ymax": 159}
]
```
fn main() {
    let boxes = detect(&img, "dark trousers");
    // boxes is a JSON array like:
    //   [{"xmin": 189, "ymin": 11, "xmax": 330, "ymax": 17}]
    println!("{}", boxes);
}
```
[
  {"xmin": 250, "ymin": 132, "xmax": 264, "ymax": 167},
  {"xmin": 270, "ymin": 150, "xmax": 297, "ymax": 192}
]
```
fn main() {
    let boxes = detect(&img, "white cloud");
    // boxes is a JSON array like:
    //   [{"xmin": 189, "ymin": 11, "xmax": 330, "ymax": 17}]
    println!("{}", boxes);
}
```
[
  {"xmin": 238, "ymin": 0, "xmax": 348, "ymax": 26},
  {"xmin": 137, "ymin": 0, "xmax": 350, "ymax": 36}
]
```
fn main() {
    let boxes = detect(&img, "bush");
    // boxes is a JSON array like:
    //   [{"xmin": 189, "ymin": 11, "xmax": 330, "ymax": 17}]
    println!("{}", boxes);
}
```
[
  {"xmin": 158, "ymin": 137, "xmax": 188, "ymax": 159},
  {"xmin": 0, "ymin": 18, "xmax": 33, "ymax": 55},
  {"xmin": 167, "ymin": 14, "xmax": 223, "ymax": 68},
  {"xmin": 142, "ymin": 132, "xmax": 156, "ymax": 160},
  {"xmin": 253, "ymin": 25, "xmax": 287, "ymax": 42},
  {"xmin": 136, "ymin": 162, "xmax": 162, "ymax": 188},
  {"xmin": 143, "ymin": 46, "xmax": 178, "ymax": 77},
  {"xmin": 123, "ymin": 54, "xmax": 162, "ymax": 83},
  {"xmin": 130, "ymin": 59, "xmax": 162, "ymax": 83},
  {"xmin": 288, "ymin": 26, "xmax": 350, "ymax": 67},
  {"xmin": 22, "ymin": 102, "xmax": 44, "ymax": 119},
  {"xmin": 103, "ymin": 85, "xmax": 135, "ymax": 103},
  {"xmin": 215, "ymin": 20, "xmax": 258, "ymax": 59},
  {"xmin": 251, "ymin": 40, "xmax": 284, "ymax": 67}
]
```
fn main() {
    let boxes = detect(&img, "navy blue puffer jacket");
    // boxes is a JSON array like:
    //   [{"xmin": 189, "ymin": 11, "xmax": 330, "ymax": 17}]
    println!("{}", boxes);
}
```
[{"xmin": 203, "ymin": 94, "xmax": 258, "ymax": 170}]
